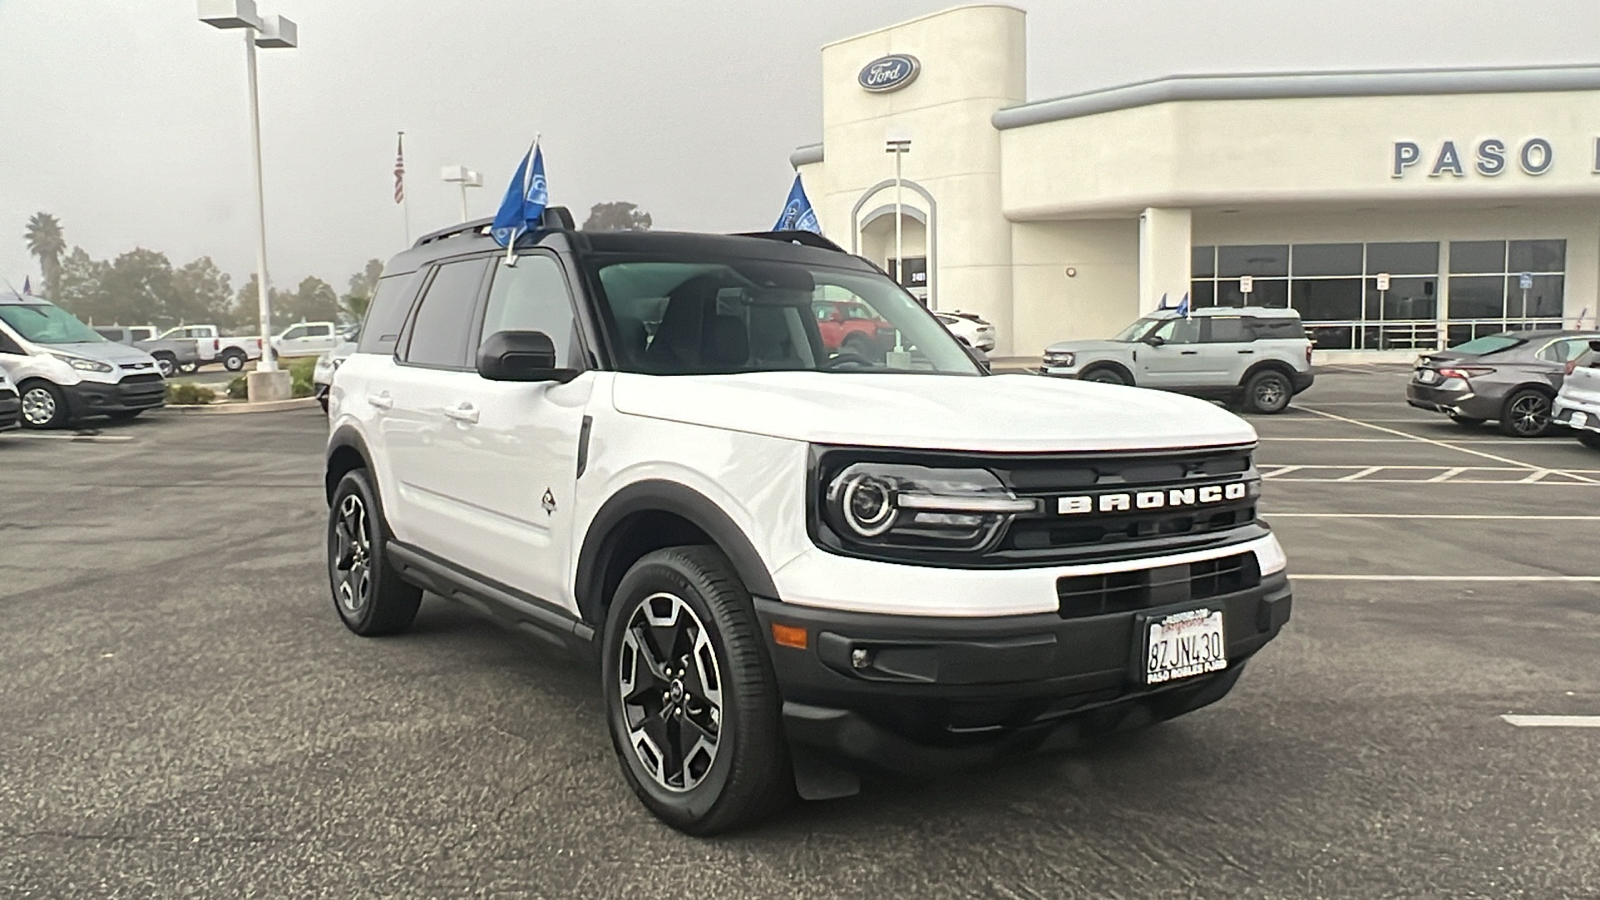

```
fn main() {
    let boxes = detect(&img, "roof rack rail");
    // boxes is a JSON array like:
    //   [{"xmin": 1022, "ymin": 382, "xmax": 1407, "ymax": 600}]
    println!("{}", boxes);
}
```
[
  {"xmin": 737, "ymin": 230, "xmax": 847, "ymax": 253},
  {"xmin": 412, "ymin": 206, "xmax": 576, "ymax": 247}
]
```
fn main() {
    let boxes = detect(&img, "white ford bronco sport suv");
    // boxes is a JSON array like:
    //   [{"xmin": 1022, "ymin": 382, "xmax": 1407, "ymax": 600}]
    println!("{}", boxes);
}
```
[
  {"xmin": 324, "ymin": 211, "xmax": 1293, "ymax": 834},
  {"xmin": 1041, "ymin": 307, "xmax": 1315, "ymax": 414}
]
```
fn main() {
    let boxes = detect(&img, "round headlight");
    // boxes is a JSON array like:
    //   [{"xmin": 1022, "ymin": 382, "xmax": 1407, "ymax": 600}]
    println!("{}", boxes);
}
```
[{"xmin": 839, "ymin": 472, "xmax": 896, "ymax": 537}]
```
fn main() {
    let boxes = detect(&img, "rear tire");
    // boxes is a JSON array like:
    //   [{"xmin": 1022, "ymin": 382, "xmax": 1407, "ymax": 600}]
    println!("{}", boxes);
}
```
[
  {"xmin": 1499, "ymin": 389, "xmax": 1554, "ymax": 437},
  {"xmin": 327, "ymin": 469, "xmax": 422, "ymax": 636},
  {"xmin": 153, "ymin": 354, "xmax": 177, "ymax": 378},
  {"xmin": 222, "ymin": 350, "xmax": 247, "ymax": 372},
  {"xmin": 1577, "ymin": 431, "xmax": 1600, "ymax": 450},
  {"xmin": 1244, "ymin": 370, "xmax": 1293, "ymax": 414},
  {"xmin": 601, "ymin": 545, "xmax": 793, "ymax": 835},
  {"xmin": 1081, "ymin": 366, "xmax": 1131, "ymax": 386}
]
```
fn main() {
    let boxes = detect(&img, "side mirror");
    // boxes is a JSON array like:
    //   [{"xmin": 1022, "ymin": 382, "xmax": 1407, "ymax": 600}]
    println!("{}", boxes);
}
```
[
  {"xmin": 477, "ymin": 330, "xmax": 579, "ymax": 383},
  {"xmin": 1144, "ymin": 334, "xmax": 1166, "ymax": 347},
  {"xmin": 1588, "ymin": 340, "xmax": 1600, "ymax": 353}
]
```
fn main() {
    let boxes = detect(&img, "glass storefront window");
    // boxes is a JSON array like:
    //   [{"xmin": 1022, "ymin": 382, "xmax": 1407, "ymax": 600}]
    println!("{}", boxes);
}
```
[
  {"xmin": 1192, "ymin": 246, "xmax": 1216, "ymax": 278},
  {"xmin": 1366, "ymin": 276, "xmax": 1436, "ymax": 321},
  {"xmin": 1217, "ymin": 278, "xmax": 1287, "ymax": 308},
  {"xmin": 1291, "ymin": 243, "xmax": 1362, "ymax": 277},
  {"xmin": 1189, "ymin": 280, "xmax": 1216, "ymax": 308},
  {"xmin": 1291, "ymin": 279, "xmax": 1363, "ymax": 321},
  {"xmin": 1447, "ymin": 275, "xmax": 1506, "ymax": 319},
  {"xmin": 1217, "ymin": 245, "xmax": 1288, "ymax": 278},
  {"xmin": 1448, "ymin": 241, "xmax": 1507, "ymax": 274},
  {"xmin": 1366, "ymin": 242, "xmax": 1440, "ymax": 275},
  {"xmin": 1512, "ymin": 274, "xmax": 1564, "ymax": 317},
  {"xmin": 1508, "ymin": 240, "xmax": 1565, "ymax": 274}
]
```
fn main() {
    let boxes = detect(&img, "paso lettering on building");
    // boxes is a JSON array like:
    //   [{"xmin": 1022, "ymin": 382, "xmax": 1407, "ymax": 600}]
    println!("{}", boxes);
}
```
[{"xmin": 1388, "ymin": 137, "xmax": 1600, "ymax": 177}]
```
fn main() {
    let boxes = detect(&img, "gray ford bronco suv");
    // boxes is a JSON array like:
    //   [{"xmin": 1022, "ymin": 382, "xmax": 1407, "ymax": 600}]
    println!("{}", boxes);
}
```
[{"xmin": 1041, "ymin": 307, "xmax": 1315, "ymax": 414}]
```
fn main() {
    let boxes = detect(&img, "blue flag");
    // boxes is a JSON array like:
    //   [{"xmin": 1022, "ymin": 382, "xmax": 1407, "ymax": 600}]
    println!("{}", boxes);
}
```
[
  {"xmin": 21, "ymin": 276, "xmax": 31, "ymax": 295},
  {"xmin": 772, "ymin": 174, "xmax": 821, "ymax": 234},
  {"xmin": 1175, "ymin": 292, "xmax": 1190, "ymax": 316},
  {"xmin": 491, "ymin": 143, "xmax": 548, "ymax": 250}
]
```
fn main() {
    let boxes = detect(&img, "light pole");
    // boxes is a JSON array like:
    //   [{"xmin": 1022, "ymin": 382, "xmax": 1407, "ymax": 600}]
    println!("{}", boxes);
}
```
[
  {"xmin": 441, "ymin": 166, "xmax": 484, "ymax": 223},
  {"xmin": 885, "ymin": 139, "xmax": 912, "ymax": 300},
  {"xmin": 198, "ymin": 0, "xmax": 297, "ymax": 401}
]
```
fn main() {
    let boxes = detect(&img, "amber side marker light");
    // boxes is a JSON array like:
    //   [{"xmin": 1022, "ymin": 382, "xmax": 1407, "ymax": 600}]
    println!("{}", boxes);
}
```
[{"xmin": 771, "ymin": 623, "xmax": 808, "ymax": 650}]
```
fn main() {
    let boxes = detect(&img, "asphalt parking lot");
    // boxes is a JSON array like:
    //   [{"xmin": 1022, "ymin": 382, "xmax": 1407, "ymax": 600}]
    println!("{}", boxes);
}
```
[{"xmin": 2, "ymin": 367, "xmax": 1597, "ymax": 899}]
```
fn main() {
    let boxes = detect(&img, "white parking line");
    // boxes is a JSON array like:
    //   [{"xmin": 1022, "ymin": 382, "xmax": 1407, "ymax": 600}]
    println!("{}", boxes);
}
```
[
  {"xmin": 1427, "ymin": 467, "xmax": 1467, "ymax": 482},
  {"xmin": 1335, "ymin": 466, "xmax": 1384, "ymax": 482},
  {"xmin": 1293, "ymin": 405, "xmax": 1600, "ymax": 484},
  {"xmin": 1292, "ymin": 574, "xmax": 1600, "ymax": 581},
  {"xmin": 1259, "ymin": 437, "xmax": 1563, "ymax": 446},
  {"xmin": 3, "ymin": 432, "xmax": 134, "ymax": 443},
  {"xmin": 1501, "ymin": 715, "xmax": 1600, "ymax": 728}
]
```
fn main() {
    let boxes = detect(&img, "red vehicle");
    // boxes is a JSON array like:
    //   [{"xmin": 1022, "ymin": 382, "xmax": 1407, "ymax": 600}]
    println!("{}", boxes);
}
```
[{"xmin": 814, "ymin": 300, "xmax": 895, "ymax": 359}]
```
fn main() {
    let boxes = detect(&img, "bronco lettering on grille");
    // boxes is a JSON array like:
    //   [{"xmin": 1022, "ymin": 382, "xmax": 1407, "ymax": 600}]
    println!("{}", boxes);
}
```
[{"xmin": 1057, "ymin": 482, "xmax": 1249, "ymax": 516}]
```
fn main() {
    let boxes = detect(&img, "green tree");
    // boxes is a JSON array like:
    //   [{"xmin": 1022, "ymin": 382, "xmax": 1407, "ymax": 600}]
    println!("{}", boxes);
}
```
[
  {"xmin": 23, "ymin": 212, "xmax": 66, "ymax": 299},
  {"xmin": 234, "ymin": 274, "xmax": 284, "ymax": 333},
  {"xmin": 277, "ymin": 276, "xmax": 339, "ymax": 326},
  {"xmin": 55, "ymin": 247, "xmax": 111, "ymax": 320},
  {"xmin": 170, "ymin": 257, "xmax": 234, "ymax": 325},
  {"xmin": 99, "ymin": 248, "xmax": 177, "ymax": 327},
  {"xmin": 341, "ymin": 257, "xmax": 385, "ymax": 321},
  {"xmin": 582, "ymin": 201, "xmax": 652, "ymax": 232}
]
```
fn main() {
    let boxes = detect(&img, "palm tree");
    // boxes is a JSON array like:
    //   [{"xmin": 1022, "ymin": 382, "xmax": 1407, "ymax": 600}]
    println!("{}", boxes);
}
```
[{"xmin": 24, "ymin": 212, "xmax": 65, "ymax": 298}]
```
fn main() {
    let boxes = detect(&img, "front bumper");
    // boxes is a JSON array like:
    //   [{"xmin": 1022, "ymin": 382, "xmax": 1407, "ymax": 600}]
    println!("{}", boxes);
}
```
[
  {"xmin": 1406, "ymin": 381, "xmax": 1497, "ymax": 420},
  {"xmin": 1553, "ymin": 397, "xmax": 1600, "ymax": 433},
  {"xmin": 0, "ymin": 388, "xmax": 18, "ymax": 431},
  {"xmin": 756, "ymin": 570, "xmax": 1291, "ymax": 774},
  {"xmin": 63, "ymin": 376, "xmax": 166, "ymax": 418}
]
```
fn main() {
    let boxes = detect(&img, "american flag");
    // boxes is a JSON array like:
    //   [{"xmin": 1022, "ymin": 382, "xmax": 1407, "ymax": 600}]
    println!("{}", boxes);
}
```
[{"xmin": 393, "ymin": 132, "xmax": 405, "ymax": 204}]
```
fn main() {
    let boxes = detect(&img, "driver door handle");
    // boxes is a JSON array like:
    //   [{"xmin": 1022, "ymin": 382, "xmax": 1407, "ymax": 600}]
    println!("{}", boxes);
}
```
[
  {"xmin": 1238, "ymin": 349, "xmax": 1255, "ymax": 355},
  {"xmin": 1180, "ymin": 350, "xmax": 1199, "ymax": 356},
  {"xmin": 444, "ymin": 402, "xmax": 479, "ymax": 424},
  {"xmin": 367, "ymin": 392, "xmax": 393, "ymax": 410}
]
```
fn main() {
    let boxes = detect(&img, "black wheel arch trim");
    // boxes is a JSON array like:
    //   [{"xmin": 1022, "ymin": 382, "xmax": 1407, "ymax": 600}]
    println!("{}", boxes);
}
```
[
  {"xmin": 1078, "ymin": 361, "xmax": 1134, "ymax": 383},
  {"xmin": 325, "ymin": 425, "xmax": 376, "ymax": 505},
  {"xmin": 575, "ymin": 479, "xmax": 779, "ymax": 628},
  {"xmin": 1239, "ymin": 360, "xmax": 1298, "ymax": 387}
]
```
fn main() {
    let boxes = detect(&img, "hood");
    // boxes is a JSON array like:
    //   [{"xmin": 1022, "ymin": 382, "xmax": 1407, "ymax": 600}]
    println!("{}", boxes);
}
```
[
  {"xmin": 41, "ymin": 341, "xmax": 157, "ymax": 366},
  {"xmin": 1044, "ymin": 339, "xmax": 1131, "ymax": 354},
  {"xmin": 610, "ymin": 372, "xmax": 1256, "ymax": 452}
]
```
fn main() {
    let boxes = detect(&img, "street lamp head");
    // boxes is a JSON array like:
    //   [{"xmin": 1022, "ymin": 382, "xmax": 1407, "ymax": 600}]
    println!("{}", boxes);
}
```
[
  {"xmin": 254, "ymin": 14, "xmax": 298, "ymax": 48},
  {"xmin": 198, "ymin": 0, "xmax": 260, "ymax": 29}
]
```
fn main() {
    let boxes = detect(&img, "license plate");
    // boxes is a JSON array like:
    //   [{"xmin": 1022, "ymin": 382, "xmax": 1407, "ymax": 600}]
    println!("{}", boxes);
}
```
[
  {"xmin": 1144, "ymin": 609, "xmax": 1227, "ymax": 685},
  {"xmin": 1572, "ymin": 411, "xmax": 1588, "ymax": 427},
  {"xmin": 1416, "ymin": 369, "xmax": 1440, "ymax": 385}
]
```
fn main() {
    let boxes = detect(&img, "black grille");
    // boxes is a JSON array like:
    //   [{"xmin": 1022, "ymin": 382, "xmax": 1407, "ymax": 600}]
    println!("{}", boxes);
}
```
[
  {"xmin": 1056, "ymin": 552, "xmax": 1260, "ymax": 619},
  {"xmin": 120, "ymin": 373, "xmax": 163, "ymax": 385}
]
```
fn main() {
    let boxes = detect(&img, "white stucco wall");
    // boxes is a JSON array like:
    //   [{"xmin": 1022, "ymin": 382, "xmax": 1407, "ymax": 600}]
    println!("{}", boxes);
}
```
[{"xmin": 1010, "ymin": 219, "xmax": 1140, "ymax": 353}]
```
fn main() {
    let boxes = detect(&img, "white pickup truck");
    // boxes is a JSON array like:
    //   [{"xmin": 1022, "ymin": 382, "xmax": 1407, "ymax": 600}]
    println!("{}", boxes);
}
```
[{"xmin": 155, "ymin": 325, "xmax": 263, "ymax": 372}]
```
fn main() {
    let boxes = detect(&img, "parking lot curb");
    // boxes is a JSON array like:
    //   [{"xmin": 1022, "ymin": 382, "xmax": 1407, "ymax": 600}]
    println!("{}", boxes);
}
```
[{"xmin": 167, "ymin": 397, "xmax": 320, "ymax": 415}]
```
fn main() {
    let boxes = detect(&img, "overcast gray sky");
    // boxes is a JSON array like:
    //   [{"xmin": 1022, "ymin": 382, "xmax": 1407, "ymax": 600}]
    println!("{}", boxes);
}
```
[{"xmin": 3, "ymin": 0, "xmax": 1599, "ymax": 294}]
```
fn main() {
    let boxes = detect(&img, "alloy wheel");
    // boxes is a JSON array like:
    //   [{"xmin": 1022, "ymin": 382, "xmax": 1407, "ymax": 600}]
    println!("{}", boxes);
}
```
[
  {"xmin": 331, "ymin": 493, "xmax": 372, "ymax": 615},
  {"xmin": 1255, "ymin": 379, "xmax": 1286, "ymax": 409},
  {"xmin": 20, "ymin": 387, "xmax": 56, "ymax": 426},
  {"xmin": 617, "ymin": 592, "xmax": 723, "ymax": 793},
  {"xmin": 1507, "ymin": 393, "xmax": 1551, "ymax": 436}
]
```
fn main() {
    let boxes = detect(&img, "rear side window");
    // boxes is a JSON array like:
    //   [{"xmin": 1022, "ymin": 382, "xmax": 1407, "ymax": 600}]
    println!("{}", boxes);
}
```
[
  {"xmin": 1204, "ymin": 317, "xmax": 1254, "ymax": 343},
  {"xmin": 358, "ymin": 273, "xmax": 419, "ymax": 355},
  {"xmin": 402, "ymin": 259, "xmax": 489, "ymax": 368},
  {"xmin": 1246, "ymin": 317, "xmax": 1306, "ymax": 340}
]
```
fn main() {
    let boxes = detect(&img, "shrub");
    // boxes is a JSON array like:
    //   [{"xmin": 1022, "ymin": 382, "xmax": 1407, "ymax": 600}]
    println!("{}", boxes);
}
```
[
  {"xmin": 166, "ymin": 382, "xmax": 216, "ymax": 405},
  {"xmin": 227, "ymin": 376, "xmax": 248, "ymax": 400},
  {"xmin": 287, "ymin": 356, "xmax": 317, "ymax": 399}
]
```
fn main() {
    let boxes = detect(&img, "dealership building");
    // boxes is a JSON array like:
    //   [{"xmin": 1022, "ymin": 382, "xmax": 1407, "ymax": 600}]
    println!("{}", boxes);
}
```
[{"xmin": 792, "ymin": 4, "xmax": 1600, "ymax": 359}]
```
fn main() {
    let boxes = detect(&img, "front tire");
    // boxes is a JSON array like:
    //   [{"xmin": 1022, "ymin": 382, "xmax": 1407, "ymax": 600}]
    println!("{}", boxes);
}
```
[
  {"xmin": 18, "ymin": 381, "xmax": 67, "ymax": 429},
  {"xmin": 602, "ymin": 546, "xmax": 793, "ymax": 835},
  {"xmin": 153, "ymin": 354, "xmax": 177, "ymax": 378},
  {"xmin": 1499, "ymin": 388, "xmax": 1553, "ymax": 437},
  {"xmin": 222, "ymin": 351, "xmax": 246, "ymax": 372},
  {"xmin": 1244, "ymin": 370, "xmax": 1293, "ymax": 414},
  {"xmin": 1081, "ymin": 366, "xmax": 1131, "ymax": 386},
  {"xmin": 327, "ymin": 469, "xmax": 422, "ymax": 636}
]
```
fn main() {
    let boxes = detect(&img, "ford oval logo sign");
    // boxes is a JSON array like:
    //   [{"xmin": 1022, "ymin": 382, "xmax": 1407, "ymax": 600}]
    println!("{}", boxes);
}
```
[{"xmin": 858, "ymin": 54, "xmax": 920, "ymax": 93}]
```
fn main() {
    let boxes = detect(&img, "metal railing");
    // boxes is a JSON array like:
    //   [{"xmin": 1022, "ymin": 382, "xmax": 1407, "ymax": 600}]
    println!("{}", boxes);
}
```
[{"xmin": 1305, "ymin": 318, "xmax": 1575, "ymax": 351}]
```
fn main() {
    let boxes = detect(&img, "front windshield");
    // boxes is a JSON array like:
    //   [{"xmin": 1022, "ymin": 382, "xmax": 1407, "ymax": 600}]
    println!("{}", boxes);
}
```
[
  {"xmin": 0, "ymin": 302, "xmax": 105, "ymax": 345},
  {"xmin": 1111, "ymin": 316, "xmax": 1164, "ymax": 342},
  {"xmin": 590, "ymin": 256, "xmax": 981, "ymax": 376}
]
